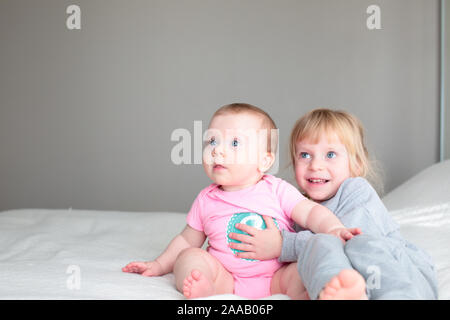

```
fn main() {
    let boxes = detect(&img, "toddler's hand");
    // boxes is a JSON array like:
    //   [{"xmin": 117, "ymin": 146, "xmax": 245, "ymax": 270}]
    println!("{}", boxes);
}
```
[
  {"xmin": 122, "ymin": 260, "xmax": 164, "ymax": 277},
  {"xmin": 228, "ymin": 215, "xmax": 282, "ymax": 261},
  {"xmin": 327, "ymin": 227, "xmax": 362, "ymax": 243}
]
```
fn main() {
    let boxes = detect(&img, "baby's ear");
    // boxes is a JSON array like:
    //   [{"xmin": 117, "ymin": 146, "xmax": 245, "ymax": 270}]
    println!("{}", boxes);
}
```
[{"xmin": 258, "ymin": 152, "xmax": 275, "ymax": 173}]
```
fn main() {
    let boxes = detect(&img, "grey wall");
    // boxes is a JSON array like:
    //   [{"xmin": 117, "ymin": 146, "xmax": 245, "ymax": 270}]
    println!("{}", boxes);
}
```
[
  {"xmin": 445, "ymin": 0, "xmax": 450, "ymax": 160},
  {"xmin": 0, "ymin": 0, "xmax": 440, "ymax": 213}
]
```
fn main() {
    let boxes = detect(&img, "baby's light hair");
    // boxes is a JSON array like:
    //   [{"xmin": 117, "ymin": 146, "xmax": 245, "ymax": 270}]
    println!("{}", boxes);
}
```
[
  {"xmin": 289, "ymin": 108, "xmax": 383, "ymax": 194},
  {"xmin": 212, "ymin": 103, "xmax": 278, "ymax": 154}
]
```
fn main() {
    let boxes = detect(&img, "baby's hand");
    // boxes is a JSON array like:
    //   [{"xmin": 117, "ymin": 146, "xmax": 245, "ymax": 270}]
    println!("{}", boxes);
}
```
[
  {"xmin": 327, "ymin": 227, "xmax": 362, "ymax": 243},
  {"xmin": 122, "ymin": 260, "xmax": 164, "ymax": 277}
]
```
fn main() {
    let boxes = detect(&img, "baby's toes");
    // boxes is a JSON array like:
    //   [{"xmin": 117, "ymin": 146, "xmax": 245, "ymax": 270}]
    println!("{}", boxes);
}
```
[
  {"xmin": 191, "ymin": 269, "xmax": 202, "ymax": 280},
  {"xmin": 183, "ymin": 286, "xmax": 191, "ymax": 298},
  {"xmin": 183, "ymin": 281, "xmax": 193, "ymax": 298}
]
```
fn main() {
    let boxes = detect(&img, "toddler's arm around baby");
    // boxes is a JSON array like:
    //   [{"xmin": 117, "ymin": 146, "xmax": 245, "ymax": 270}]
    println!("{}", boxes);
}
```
[
  {"xmin": 292, "ymin": 199, "xmax": 361, "ymax": 242},
  {"xmin": 229, "ymin": 199, "xmax": 361, "ymax": 261},
  {"xmin": 122, "ymin": 225, "xmax": 206, "ymax": 277}
]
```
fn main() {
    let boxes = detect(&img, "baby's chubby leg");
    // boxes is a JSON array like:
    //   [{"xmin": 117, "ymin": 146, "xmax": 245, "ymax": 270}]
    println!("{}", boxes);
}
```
[
  {"xmin": 173, "ymin": 248, "xmax": 234, "ymax": 299},
  {"xmin": 271, "ymin": 262, "xmax": 309, "ymax": 300}
]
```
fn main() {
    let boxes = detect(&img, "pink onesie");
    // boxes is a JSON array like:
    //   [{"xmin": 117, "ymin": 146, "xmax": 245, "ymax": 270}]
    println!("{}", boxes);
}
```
[{"xmin": 186, "ymin": 174, "xmax": 305, "ymax": 299}]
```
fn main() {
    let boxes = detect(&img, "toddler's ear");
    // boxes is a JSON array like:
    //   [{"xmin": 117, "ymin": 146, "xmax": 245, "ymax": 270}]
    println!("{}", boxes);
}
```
[
  {"xmin": 351, "ymin": 157, "xmax": 364, "ymax": 177},
  {"xmin": 258, "ymin": 152, "xmax": 275, "ymax": 173}
]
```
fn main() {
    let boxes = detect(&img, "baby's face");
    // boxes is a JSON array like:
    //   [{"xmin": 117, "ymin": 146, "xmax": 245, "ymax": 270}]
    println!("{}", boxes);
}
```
[
  {"xmin": 294, "ymin": 132, "xmax": 351, "ymax": 202},
  {"xmin": 203, "ymin": 112, "xmax": 272, "ymax": 191}
]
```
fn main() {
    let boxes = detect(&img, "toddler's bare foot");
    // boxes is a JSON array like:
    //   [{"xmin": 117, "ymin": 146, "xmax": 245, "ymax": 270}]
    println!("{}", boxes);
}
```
[
  {"xmin": 319, "ymin": 269, "xmax": 368, "ymax": 300},
  {"xmin": 183, "ymin": 269, "xmax": 214, "ymax": 299}
]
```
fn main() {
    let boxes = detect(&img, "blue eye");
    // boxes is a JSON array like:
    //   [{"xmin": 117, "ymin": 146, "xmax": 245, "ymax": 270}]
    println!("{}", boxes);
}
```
[
  {"xmin": 231, "ymin": 139, "xmax": 239, "ymax": 147},
  {"xmin": 300, "ymin": 152, "xmax": 311, "ymax": 159},
  {"xmin": 209, "ymin": 138, "xmax": 217, "ymax": 146},
  {"xmin": 327, "ymin": 151, "xmax": 336, "ymax": 159}
]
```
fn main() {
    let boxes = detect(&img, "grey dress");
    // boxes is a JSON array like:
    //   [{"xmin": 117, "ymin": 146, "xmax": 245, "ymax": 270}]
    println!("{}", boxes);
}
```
[{"xmin": 279, "ymin": 177, "xmax": 438, "ymax": 299}]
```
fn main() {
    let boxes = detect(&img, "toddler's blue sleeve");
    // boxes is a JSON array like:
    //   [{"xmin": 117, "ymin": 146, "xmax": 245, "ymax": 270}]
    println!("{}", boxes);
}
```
[{"xmin": 279, "ymin": 229, "xmax": 314, "ymax": 262}]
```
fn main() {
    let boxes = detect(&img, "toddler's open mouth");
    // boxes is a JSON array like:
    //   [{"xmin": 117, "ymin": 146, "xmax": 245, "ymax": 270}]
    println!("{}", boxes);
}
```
[{"xmin": 307, "ymin": 178, "xmax": 329, "ymax": 184}]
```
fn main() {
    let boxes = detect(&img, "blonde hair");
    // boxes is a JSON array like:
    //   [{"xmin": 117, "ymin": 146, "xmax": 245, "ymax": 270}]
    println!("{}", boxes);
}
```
[
  {"xmin": 212, "ymin": 103, "xmax": 278, "ymax": 154},
  {"xmin": 289, "ymin": 108, "xmax": 383, "ymax": 194}
]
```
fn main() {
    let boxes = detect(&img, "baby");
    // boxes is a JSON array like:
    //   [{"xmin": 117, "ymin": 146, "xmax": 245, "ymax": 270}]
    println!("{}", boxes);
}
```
[{"xmin": 122, "ymin": 103, "xmax": 361, "ymax": 299}]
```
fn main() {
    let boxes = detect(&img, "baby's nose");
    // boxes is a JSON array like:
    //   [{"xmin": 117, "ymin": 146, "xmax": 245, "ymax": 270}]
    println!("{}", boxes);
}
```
[{"xmin": 212, "ymin": 144, "xmax": 225, "ymax": 157}]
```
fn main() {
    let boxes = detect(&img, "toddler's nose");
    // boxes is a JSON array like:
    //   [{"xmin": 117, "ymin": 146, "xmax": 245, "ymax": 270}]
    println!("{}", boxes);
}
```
[{"xmin": 310, "ymin": 157, "xmax": 325, "ymax": 171}]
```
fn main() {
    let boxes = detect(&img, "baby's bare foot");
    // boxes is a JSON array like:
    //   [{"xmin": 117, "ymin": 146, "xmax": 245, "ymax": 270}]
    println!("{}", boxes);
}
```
[
  {"xmin": 183, "ymin": 269, "xmax": 214, "ymax": 299},
  {"xmin": 319, "ymin": 269, "xmax": 368, "ymax": 300}
]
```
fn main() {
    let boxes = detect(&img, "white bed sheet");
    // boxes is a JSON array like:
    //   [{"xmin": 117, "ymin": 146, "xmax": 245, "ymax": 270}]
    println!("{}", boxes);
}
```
[
  {"xmin": 0, "ymin": 161, "xmax": 449, "ymax": 300},
  {"xmin": 0, "ymin": 208, "xmax": 285, "ymax": 300},
  {"xmin": 0, "ymin": 205, "xmax": 448, "ymax": 300},
  {"xmin": 381, "ymin": 159, "xmax": 450, "ymax": 300}
]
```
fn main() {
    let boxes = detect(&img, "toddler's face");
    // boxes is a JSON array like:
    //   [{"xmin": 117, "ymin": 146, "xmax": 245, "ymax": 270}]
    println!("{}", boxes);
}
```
[
  {"xmin": 294, "ymin": 132, "xmax": 351, "ymax": 202},
  {"xmin": 203, "ymin": 113, "xmax": 272, "ymax": 191}
]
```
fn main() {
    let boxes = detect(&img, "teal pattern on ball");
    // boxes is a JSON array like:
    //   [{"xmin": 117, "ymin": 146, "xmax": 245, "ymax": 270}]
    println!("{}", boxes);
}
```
[{"xmin": 226, "ymin": 212, "xmax": 278, "ymax": 262}]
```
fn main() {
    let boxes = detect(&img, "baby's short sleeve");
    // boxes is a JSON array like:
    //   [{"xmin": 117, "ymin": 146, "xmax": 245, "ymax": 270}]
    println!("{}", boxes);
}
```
[
  {"xmin": 186, "ymin": 193, "xmax": 204, "ymax": 232},
  {"xmin": 275, "ymin": 179, "xmax": 306, "ymax": 219}
]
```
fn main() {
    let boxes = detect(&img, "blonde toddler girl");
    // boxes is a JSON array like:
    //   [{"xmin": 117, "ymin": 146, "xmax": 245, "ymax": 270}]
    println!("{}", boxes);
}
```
[{"xmin": 229, "ymin": 108, "xmax": 438, "ymax": 299}]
